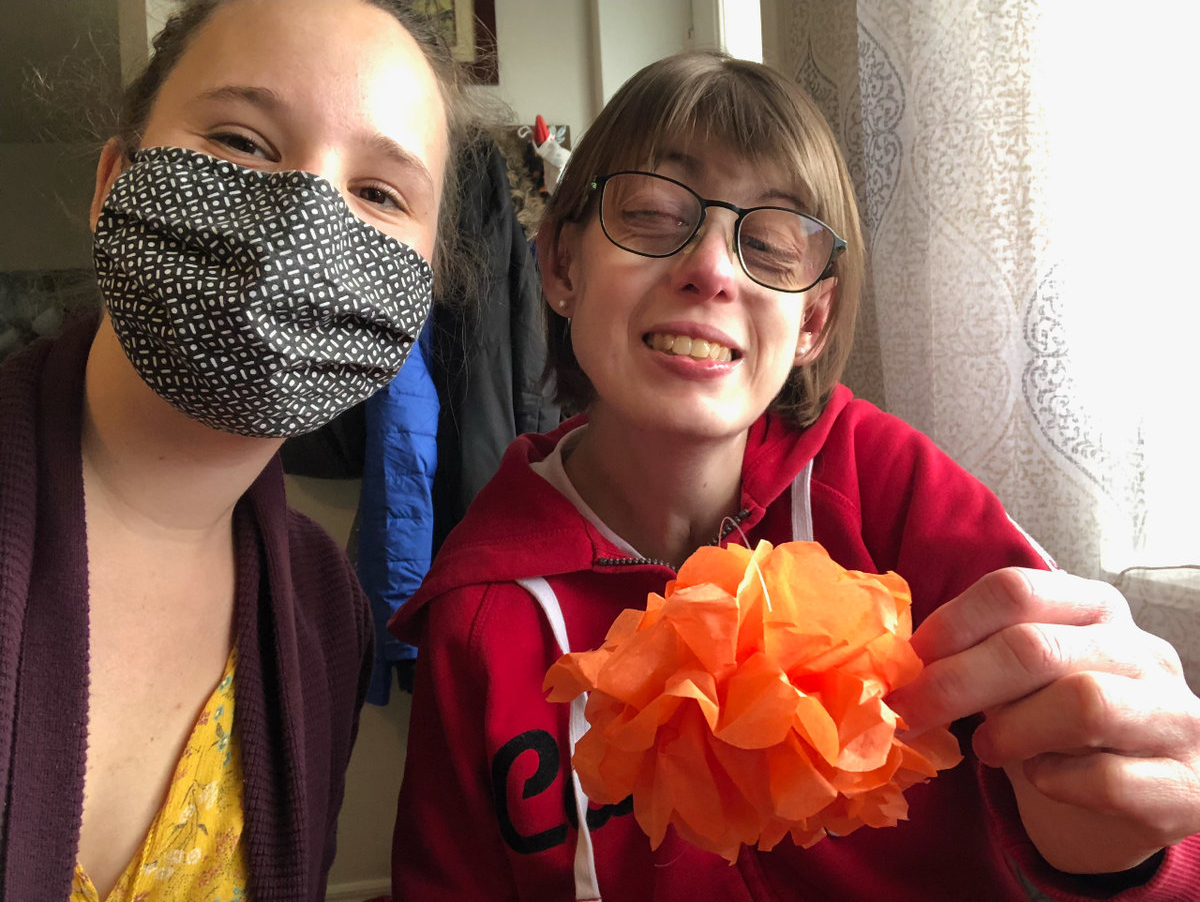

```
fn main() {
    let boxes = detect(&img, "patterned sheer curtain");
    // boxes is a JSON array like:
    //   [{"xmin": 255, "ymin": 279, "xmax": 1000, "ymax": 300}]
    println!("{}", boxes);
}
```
[{"xmin": 768, "ymin": 0, "xmax": 1199, "ymax": 684}]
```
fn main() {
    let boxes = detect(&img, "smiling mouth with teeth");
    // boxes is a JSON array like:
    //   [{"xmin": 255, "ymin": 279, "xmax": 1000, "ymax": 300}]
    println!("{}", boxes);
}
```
[{"xmin": 646, "ymin": 333, "xmax": 736, "ymax": 362}]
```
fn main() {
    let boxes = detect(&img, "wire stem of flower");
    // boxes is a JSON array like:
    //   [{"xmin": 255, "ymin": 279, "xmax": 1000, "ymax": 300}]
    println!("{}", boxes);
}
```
[{"xmin": 720, "ymin": 517, "xmax": 773, "ymax": 611}]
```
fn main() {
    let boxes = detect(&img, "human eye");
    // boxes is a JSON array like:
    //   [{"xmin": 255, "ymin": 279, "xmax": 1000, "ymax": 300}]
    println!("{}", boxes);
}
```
[
  {"xmin": 620, "ymin": 205, "xmax": 685, "ymax": 231},
  {"xmin": 207, "ymin": 129, "xmax": 277, "ymax": 162},
  {"xmin": 741, "ymin": 230, "xmax": 793, "ymax": 259},
  {"xmin": 740, "ymin": 215, "xmax": 807, "ymax": 278},
  {"xmin": 613, "ymin": 186, "xmax": 693, "ymax": 237},
  {"xmin": 352, "ymin": 180, "xmax": 409, "ymax": 214}
]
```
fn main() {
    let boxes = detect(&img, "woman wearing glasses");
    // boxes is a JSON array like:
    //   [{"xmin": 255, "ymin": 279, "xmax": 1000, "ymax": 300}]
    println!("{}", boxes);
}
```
[{"xmin": 390, "ymin": 51, "xmax": 1200, "ymax": 900}]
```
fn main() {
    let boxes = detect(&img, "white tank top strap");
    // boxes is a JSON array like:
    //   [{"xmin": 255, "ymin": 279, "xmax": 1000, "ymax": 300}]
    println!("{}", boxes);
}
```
[{"xmin": 516, "ymin": 576, "xmax": 603, "ymax": 902}]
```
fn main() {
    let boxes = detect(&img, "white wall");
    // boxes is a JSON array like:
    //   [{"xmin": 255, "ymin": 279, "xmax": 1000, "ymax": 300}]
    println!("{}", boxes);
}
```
[
  {"xmin": 759, "ymin": 0, "xmax": 787, "ymax": 72},
  {"xmin": 467, "ymin": 0, "xmax": 761, "ymax": 140},
  {"xmin": 593, "ymin": 0, "xmax": 693, "ymax": 107},
  {"xmin": 474, "ymin": 0, "xmax": 596, "ymax": 130}
]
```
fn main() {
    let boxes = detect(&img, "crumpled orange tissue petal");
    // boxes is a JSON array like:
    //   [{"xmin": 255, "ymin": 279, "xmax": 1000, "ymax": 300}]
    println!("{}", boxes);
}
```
[{"xmin": 543, "ymin": 540, "xmax": 962, "ymax": 863}]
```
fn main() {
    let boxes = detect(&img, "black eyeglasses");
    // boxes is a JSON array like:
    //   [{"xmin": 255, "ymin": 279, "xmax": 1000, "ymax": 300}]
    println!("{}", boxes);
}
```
[{"xmin": 590, "ymin": 171, "xmax": 846, "ymax": 293}]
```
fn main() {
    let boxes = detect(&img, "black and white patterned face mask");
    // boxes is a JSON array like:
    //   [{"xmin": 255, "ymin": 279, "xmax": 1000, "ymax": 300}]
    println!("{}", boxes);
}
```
[{"xmin": 93, "ymin": 146, "xmax": 434, "ymax": 438}]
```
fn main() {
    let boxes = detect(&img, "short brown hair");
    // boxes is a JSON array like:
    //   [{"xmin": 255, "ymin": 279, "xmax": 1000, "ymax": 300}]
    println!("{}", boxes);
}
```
[{"xmin": 541, "ymin": 50, "xmax": 864, "ymax": 427}]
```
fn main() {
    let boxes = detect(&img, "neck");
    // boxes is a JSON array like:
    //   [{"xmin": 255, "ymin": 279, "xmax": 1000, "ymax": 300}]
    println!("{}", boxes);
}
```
[
  {"xmin": 564, "ymin": 408, "xmax": 748, "ymax": 569},
  {"xmin": 81, "ymin": 319, "xmax": 283, "ymax": 540}
]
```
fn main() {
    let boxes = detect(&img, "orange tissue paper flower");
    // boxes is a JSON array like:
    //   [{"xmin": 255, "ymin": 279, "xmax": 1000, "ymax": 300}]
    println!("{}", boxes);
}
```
[{"xmin": 543, "ymin": 540, "xmax": 962, "ymax": 864}]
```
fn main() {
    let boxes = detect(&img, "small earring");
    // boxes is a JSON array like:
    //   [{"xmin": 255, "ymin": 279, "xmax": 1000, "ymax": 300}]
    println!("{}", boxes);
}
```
[{"xmin": 557, "ymin": 299, "xmax": 568, "ymax": 310}]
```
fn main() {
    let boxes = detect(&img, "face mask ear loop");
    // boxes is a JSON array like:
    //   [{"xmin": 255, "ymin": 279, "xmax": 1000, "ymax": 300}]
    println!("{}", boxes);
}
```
[{"xmin": 720, "ymin": 517, "xmax": 772, "ymax": 613}]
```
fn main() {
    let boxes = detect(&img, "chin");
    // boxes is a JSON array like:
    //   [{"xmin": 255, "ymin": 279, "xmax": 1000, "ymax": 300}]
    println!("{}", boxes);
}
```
[{"xmin": 642, "ymin": 404, "xmax": 759, "ymax": 444}]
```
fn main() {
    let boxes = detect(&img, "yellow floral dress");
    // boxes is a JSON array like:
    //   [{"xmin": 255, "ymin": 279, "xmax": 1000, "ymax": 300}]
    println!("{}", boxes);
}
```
[{"xmin": 71, "ymin": 648, "xmax": 250, "ymax": 902}]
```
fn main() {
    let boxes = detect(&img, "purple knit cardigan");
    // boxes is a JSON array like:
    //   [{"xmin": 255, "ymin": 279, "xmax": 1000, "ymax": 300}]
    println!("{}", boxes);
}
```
[{"xmin": 0, "ymin": 315, "xmax": 373, "ymax": 901}]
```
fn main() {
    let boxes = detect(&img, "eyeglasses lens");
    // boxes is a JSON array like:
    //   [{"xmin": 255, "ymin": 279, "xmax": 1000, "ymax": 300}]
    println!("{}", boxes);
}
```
[
  {"xmin": 600, "ymin": 173, "xmax": 835, "ymax": 292},
  {"xmin": 600, "ymin": 174, "xmax": 701, "ymax": 257},
  {"xmin": 740, "ymin": 208, "xmax": 835, "ymax": 292}
]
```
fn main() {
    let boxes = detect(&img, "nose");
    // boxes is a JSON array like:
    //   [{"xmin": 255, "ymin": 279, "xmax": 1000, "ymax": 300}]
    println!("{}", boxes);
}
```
[
  {"xmin": 669, "ymin": 212, "xmax": 741, "ymax": 301},
  {"xmin": 290, "ymin": 149, "xmax": 348, "ymax": 199}
]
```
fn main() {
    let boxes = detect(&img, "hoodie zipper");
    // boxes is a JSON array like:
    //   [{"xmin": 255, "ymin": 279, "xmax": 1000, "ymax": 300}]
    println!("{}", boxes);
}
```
[
  {"xmin": 594, "ymin": 508, "xmax": 752, "ymax": 570},
  {"xmin": 715, "ymin": 508, "xmax": 752, "ymax": 543},
  {"xmin": 595, "ymin": 556, "xmax": 676, "ymax": 570}
]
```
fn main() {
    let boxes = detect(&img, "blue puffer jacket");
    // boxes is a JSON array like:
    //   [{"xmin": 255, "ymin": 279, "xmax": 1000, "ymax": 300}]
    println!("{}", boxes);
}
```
[
  {"xmin": 355, "ymin": 140, "xmax": 560, "ymax": 703},
  {"xmin": 357, "ymin": 321, "xmax": 438, "ymax": 704}
]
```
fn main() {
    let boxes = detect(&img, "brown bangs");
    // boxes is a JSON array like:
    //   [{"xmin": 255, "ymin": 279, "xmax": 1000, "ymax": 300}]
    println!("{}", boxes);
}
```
[{"xmin": 558, "ymin": 55, "xmax": 844, "ymax": 228}]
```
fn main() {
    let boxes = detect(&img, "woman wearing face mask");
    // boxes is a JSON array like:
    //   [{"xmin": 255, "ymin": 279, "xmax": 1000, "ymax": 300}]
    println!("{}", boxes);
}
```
[
  {"xmin": 390, "ymin": 51, "xmax": 1200, "ymax": 901},
  {"xmin": 0, "ymin": 1, "xmax": 479, "ymax": 899}
]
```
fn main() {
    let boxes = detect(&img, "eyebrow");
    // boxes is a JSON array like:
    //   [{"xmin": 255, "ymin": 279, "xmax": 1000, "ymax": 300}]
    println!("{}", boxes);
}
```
[
  {"xmin": 365, "ymin": 133, "xmax": 435, "ymax": 195},
  {"xmin": 659, "ymin": 150, "xmax": 703, "ymax": 178},
  {"xmin": 660, "ymin": 149, "xmax": 808, "ymax": 210},
  {"xmin": 189, "ymin": 84, "xmax": 436, "ymax": 195},
  {"xmin": 194, "ymin": 84, "xmax": 285, "ymax": 111}
]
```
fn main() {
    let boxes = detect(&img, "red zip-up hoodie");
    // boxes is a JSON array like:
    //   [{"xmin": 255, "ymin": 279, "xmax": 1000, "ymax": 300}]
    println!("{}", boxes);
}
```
[{"xmin": 390, "ymin": 386, "xmax": 1199, "ymax": 901}]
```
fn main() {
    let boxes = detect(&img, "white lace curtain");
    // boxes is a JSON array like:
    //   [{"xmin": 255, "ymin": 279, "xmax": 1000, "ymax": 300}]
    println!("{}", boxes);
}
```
[{"xmin": 769, "ymin": 0, "xmax": 1199, "ymax": 683}]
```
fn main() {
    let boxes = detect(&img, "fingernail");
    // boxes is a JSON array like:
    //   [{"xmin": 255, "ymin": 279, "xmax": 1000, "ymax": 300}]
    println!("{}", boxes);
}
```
[{"xmin": 971, "ymin": 733, "xmax": 1001, "ymax": 768}]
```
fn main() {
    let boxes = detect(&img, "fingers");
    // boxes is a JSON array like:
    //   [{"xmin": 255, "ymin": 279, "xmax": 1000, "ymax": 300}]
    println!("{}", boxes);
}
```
[
  {"xmin": 891, "ymin": 620, "xmax": 1154, "ymax": 734},
  {"xmin": 1004, "ymin": 754, "xmax": 1200, "ymax": 872},
  {"xmin": 972, "ymin": 670, "xmax": 1200, "ymax": 766},
  {"xmin": 891, "ymin": 569, "xmax": 1185, "ymax": 735},
  {"xmin": 1019, "ymin": 752, "xmax": 1200, "ymax": 843},
  {"xmin": 893, "ymin": 566, "xmax": 1200, "ymax": 870},
  {"xmin": 908, "ymin": 567, "xmax": 1131, "ymax": 665}
]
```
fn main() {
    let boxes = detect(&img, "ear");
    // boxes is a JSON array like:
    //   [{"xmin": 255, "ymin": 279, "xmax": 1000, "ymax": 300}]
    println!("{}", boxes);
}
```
[
  {"xmin": 536, "ymin": 220, "xmax": 580, "ymax": 318},
  {"xmin": 89, "ymin": 138, "xmax": 127, "ymax": 231},
  {"xmin": 794, "ymin": 276, "xmax": 836, "ymax": 365}
]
